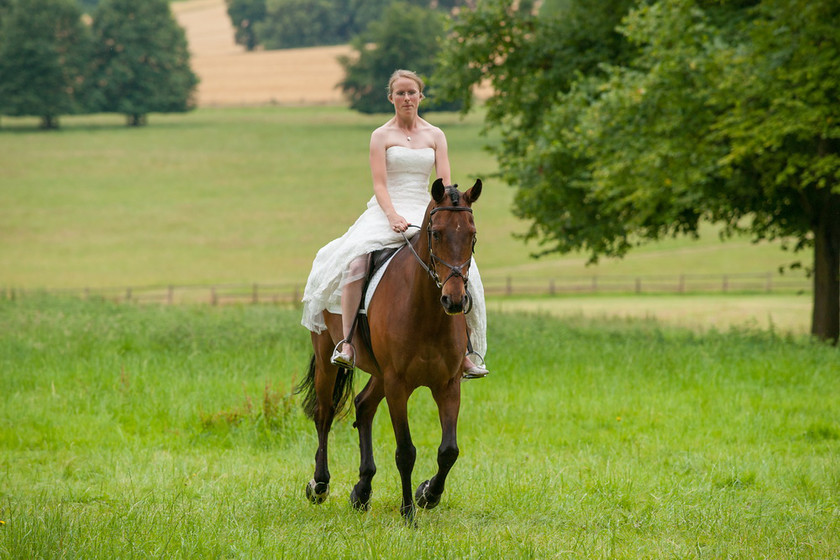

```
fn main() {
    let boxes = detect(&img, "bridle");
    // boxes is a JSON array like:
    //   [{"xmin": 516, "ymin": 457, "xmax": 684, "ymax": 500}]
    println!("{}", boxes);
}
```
[{"xmin": 400, "ymin": 205, "xmax": 476, "ymax": 313}]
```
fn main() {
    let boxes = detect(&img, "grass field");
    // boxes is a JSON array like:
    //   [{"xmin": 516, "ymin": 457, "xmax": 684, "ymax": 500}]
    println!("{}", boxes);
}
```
[
  {"xmin": 1, "ymin": 297, "xmax": 838, "ymax": 558},
  {"xmin": 0, "ymin": 106, "xmax": 807, "ymax": 288},
  {"xmin": 0, "ymin": 105, "xmax": 813, "ymax": 333}
]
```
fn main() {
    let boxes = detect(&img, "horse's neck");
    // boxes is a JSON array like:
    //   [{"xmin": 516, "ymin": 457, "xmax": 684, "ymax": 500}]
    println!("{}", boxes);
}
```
[{"xmin": 405, "ymin": 218, "xmax": 446, "ymax": 315}]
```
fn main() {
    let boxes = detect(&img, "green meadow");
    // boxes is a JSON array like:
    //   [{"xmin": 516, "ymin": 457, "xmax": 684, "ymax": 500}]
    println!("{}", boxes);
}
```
[
  {"xmin": 0, "ymin": 107, "xmax": 808, "ymax": 289},
  {"xmin": 1, "ymin": 107, "xmax": 837, "ymax": 558},
  {"xmin": 1, "ymin": 106, "xmax": 814, "ymax": 332},
  {"xmin": 1, "ymin": 296, "xmax": 838, "ymax": 558}
]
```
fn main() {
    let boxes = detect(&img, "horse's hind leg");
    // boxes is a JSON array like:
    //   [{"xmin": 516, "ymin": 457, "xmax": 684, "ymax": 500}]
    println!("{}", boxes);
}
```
[
  {"xmin": 350, "ymin": 376, "xmax": 384, "ymax": 511},
  {"xmin": 416, "ymin": 380, "xmax": 461, "ymax": 510},
  {"xmin": 305, "ymin": 334, "xmax": 343, "ymax": 505}
]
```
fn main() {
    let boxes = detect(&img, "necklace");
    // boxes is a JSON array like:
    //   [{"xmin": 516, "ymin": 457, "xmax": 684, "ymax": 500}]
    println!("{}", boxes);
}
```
[{"xmin": 398, "ymin": 124, "xmax": 413, "ymax": 142}]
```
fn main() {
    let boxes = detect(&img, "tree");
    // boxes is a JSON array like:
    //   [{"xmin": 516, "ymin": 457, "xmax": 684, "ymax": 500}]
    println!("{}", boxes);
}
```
[
  {"xmin": 437, "ymin": 0, "xmax": 840, "ymax": 343},
  {"xmin": 0, "ymin": 0, "xmax": 91, "ymax": 129},
  {"xmin": 339, "ymin": 1, "xmax": 458, "ymax": 114},
  {"xmin": 88, "ymin": 0, "xmax": 198, "ymax": 126},
  {"xmin": 256, "ymin": 0, "xmax": 346, "ymax": 49},
  {"xmin": 225, "ymin": 0, "xmax": 266, "ymax": 51},
  {"xmin": 246, "ymin": 0, "xmax": 469, "ymax": 52}
]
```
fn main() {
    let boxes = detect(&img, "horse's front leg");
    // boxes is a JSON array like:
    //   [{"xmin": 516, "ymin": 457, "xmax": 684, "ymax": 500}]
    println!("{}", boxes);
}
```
[
  {"xmin": 386, "ymin": 382, "xmax": 417, "ymax": 523},
  {"xmin": 416, "ymin": 379, "xmax": 461, "ymax": 510},
  {"xmin": 350, "ymin": 376, "xmax": 384, "ymax": 511}
]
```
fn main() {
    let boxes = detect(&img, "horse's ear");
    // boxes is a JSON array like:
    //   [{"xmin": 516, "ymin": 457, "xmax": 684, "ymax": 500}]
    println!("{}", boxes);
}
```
[
  {"xmin": 431, "ymin": 178, "xmax": 446, "ymax": 203},
  {"xmin": 464, "ymin": 179, "xmax": 482, "ymax": 204}
]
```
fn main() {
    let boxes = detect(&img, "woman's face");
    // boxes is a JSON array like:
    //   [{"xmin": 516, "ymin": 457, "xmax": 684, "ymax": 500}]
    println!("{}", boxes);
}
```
[{"xmin": 390, "ymin": 77, "xmax": 422, "ymax": 114}]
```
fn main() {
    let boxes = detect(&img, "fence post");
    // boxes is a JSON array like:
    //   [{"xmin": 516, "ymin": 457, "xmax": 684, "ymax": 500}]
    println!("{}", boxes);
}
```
[
  {"xmin": 679, "ymin": 274, "xmax": 685, "ymax": 293},
  {"xmin": 211, "ymin": 286, "xmax": 218, "ymax": 306},
  {"xmin": 125, "ymin": 287, "xmax": 132, "ymax": 303},
  {"xmin": 167, "ymin": 285, "xmax": 174, "ymax": 305},
  {"xmin": 506, "ymin": 276, "xmax": 512, "ymax": 296},
  {"xmin": 252, "ymin": 283, "xmax": 259, "ymax": 304},
  {"xmin": 549, "ymin": 279, "xmax": 555, "ymax": 295},
  {"xmin": 723, "ymin": 275, "xmax": 729, "ymax": 293},
  {"xmin": 592, "ymin": 276, "xmax": 598, "ymax": 293},
  {"xmin": 635, "ymin": 278, "xmax": 642, "ymax": 294},
  {"xmin": 766, "ymin": 272, "xmax": 772, "ymax": 293}
]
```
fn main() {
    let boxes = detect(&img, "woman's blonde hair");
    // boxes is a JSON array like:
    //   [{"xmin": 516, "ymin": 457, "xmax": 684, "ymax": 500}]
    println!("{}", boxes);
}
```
[{"xmin": 387, "ymin": 69, "xmax": 425, "ymax": 99}]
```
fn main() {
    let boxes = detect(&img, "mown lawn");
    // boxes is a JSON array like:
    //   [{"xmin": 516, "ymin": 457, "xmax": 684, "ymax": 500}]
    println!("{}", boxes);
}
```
[{"xmin": 1, "ymin": 297, "xmax": 837, "ymax": 558}]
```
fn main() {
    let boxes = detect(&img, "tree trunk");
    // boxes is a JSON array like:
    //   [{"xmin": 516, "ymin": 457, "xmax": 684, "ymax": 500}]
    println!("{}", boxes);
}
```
[
  {"xmin": 811, "ymin": 192, "xmax": 840, "ymax": 344},
  {"xmin": 40, "ymin": 115, "xmax": 58, "ymax": 129},
  {"xmin": 126, "ymin": 113, "xmax": 147, "ymax": 127}
]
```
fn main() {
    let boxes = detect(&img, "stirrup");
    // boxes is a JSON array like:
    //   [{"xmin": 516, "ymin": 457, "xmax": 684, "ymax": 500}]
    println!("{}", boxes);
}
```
[
  {"xmin": 463, "ymin": 350, "xmax": 489, "ymax": 380},
  {"xmin": 331, "ymin": 339, "xmax": 356, "ymax": 370}
]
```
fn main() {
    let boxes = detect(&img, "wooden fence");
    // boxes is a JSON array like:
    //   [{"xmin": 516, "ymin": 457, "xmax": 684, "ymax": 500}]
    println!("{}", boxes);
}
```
[
  {"xmin": 3, "ymin": 272, "xmax": 811, "ymax": 306},
  {"xmin": 482, "ymin": 272, "xmax": 811, "ymax": 297}
]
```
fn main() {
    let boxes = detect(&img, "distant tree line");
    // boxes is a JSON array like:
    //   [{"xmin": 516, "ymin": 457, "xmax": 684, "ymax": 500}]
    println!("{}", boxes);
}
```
[
  {"xmin": 225, "ymin": 0, "xmax": 470, "ymax": 51},
  {"xmin": 0, "ymin": 0, "xmax": 198, "ymax": 128},
  {"xmin": 225, "ymin": 0, "xmax": 472, "ymax": 113}
]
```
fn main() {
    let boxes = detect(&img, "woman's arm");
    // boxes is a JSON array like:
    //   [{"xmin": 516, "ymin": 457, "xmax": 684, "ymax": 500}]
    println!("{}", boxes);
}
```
[
  {"xmin": 370, "ymin": 129, "xmax": 408, "ymax": 231},
  {"xmin": 433, "ymin": 126, "xmax": 451, "ymax": 185}
]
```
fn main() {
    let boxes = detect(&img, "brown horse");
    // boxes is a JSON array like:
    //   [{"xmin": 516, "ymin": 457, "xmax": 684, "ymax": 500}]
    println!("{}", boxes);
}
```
[{"xmin": 296, "ymin": 178, "xmax": 482, "ymax": 523}]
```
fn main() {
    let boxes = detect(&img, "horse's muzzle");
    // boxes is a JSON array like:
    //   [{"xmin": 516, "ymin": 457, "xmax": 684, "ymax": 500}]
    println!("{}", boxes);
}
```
[{"xmin": 440, "ymin": 294, "xmax": 465, "ymax": 315}]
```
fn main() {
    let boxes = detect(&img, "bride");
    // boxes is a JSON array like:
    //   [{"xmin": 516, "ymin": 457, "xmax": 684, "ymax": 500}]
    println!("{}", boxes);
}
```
[{"xmin": 300, "ymin": 69, "xmax": 488, "ymax": 378}]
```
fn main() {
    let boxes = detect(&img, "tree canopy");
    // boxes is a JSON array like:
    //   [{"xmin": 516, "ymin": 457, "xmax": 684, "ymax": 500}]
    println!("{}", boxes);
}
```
[
  {"xmin": 88, "ymin": 0, "xmax": 198, "ymax": 125},
  {"xmin": 338, "ymin": 1, "xmax": 458, "ymax": 114},
  {"xmin": 0, "ymin": 0, "xmax": 92, "ymax": 128},
  {"xmin": 436, "ymin": 0, "xmax": 840, "ymax": 343},
  {"xmin": 225, "ymin": 0, "xmax": 266, "ymax": 51}
]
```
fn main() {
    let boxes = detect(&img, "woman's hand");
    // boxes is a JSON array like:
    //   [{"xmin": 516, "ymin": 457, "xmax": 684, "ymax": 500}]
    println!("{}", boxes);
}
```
[{"xmin": 388, "ymin": 213, "xmax": 409, "ymax": 233}]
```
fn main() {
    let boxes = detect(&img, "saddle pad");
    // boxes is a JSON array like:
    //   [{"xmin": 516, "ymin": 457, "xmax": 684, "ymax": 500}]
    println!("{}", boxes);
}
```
[{"xmin": 362, "ymin": 246, "xmax": 403, "ymax": 313}]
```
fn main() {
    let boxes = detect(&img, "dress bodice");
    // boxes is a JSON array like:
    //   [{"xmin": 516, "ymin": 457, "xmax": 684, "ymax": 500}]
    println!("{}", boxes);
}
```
[{"xmin": 385, "ymin": 146, "xmax": 435, "ymax": 203}]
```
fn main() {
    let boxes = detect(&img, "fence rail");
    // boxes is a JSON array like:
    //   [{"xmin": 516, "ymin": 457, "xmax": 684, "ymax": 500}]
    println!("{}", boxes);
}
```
[
  {"xmin": 3, "ymin": 272, "xmax": 811, "ymax": 306},
  {"xmin": 483, "ymin": 272, "xmax": 811, "ymax": 297}
]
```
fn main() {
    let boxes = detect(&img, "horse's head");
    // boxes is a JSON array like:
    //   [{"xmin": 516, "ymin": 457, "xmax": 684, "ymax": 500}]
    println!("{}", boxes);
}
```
[{"xmin": 427, "ymin": 178, "xmax": 482, "ymax": 315}]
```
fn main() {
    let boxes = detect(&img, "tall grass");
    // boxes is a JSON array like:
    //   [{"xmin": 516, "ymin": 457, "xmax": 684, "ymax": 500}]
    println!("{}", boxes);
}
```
[{"xmin": 1, "ymin": 297, "xmax": 837, "ymax": 558}]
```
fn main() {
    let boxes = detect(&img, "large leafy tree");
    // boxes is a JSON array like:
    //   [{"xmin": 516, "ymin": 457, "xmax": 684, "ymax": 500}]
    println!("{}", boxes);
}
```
[
  {"xmin": 88, "ymin": 0, "xmax": 198, "ymax": 126},
  {"xmin": 339, "ymin": 1, "xmax": 458, "ymax": 114},
  {"xmin": 437, "ymin": 0, "xmax": 840, "ymax": 343},
  {"xmin": 0, "ymin": 0, "xmax": 92, "ymax": 129}
]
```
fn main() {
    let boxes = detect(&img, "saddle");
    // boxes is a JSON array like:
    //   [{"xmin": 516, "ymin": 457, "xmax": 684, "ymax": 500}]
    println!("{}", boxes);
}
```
[{"xmin": 359, "ymin": 248, "xmax": 400, "ymax": 315}]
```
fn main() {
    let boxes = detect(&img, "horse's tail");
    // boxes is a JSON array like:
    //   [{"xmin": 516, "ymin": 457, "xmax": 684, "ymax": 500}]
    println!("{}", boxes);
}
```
[{"xmin": 295, "ymin": 354, "xmax": 355, "ymax": 421}]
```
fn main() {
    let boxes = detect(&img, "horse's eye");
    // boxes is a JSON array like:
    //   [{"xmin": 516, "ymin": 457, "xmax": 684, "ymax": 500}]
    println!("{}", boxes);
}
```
[{"xmin": 432, "ymin": 231, "xmax": 441, "ymax": 242}]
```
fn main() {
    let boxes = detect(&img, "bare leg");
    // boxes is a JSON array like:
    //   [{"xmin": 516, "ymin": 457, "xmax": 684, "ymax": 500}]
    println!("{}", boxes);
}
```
[{"xmin": 338, "ymin": 256, "xmax": 367, "ymax": 358}]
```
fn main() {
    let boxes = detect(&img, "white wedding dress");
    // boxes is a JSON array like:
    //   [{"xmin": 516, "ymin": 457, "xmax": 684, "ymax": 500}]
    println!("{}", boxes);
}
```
[{"xmin": 300, "ymin": 146, "xmax": 487, "ymax": 360}]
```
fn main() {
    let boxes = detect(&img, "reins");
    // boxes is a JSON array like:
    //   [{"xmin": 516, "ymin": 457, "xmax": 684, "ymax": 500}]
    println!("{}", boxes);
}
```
[{"xmin": 399, "ymin": 205, "xmax": 475, "ymax": 313}]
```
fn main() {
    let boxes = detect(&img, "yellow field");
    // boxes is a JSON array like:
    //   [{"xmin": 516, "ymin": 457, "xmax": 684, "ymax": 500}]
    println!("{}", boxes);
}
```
[{"xmin": 172, "ymin": 0, "xmax": 354, "ymax": 106}]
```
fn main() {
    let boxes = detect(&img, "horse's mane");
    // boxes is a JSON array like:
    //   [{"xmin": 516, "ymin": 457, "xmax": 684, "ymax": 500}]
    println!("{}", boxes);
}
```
[{"xmin": 446, "ymin": 186, "xmax": 460, "ymax": 205}]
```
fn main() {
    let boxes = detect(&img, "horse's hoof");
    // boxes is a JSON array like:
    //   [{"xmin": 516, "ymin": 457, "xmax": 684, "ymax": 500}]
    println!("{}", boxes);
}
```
[
  {"xmin": 349, "ymin": 485, "xmax": 371, "ymax": 511},
  {"xmin": 400, "ymin": 503, "xmax": 417, "ymax": 527},
  {"xmin": 305, "ymin": 479, "xmax": 330, "ymax": 504},
  {"xmin": 415, "ymin": 480, "xmax": 441, "ymax": 510}
]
